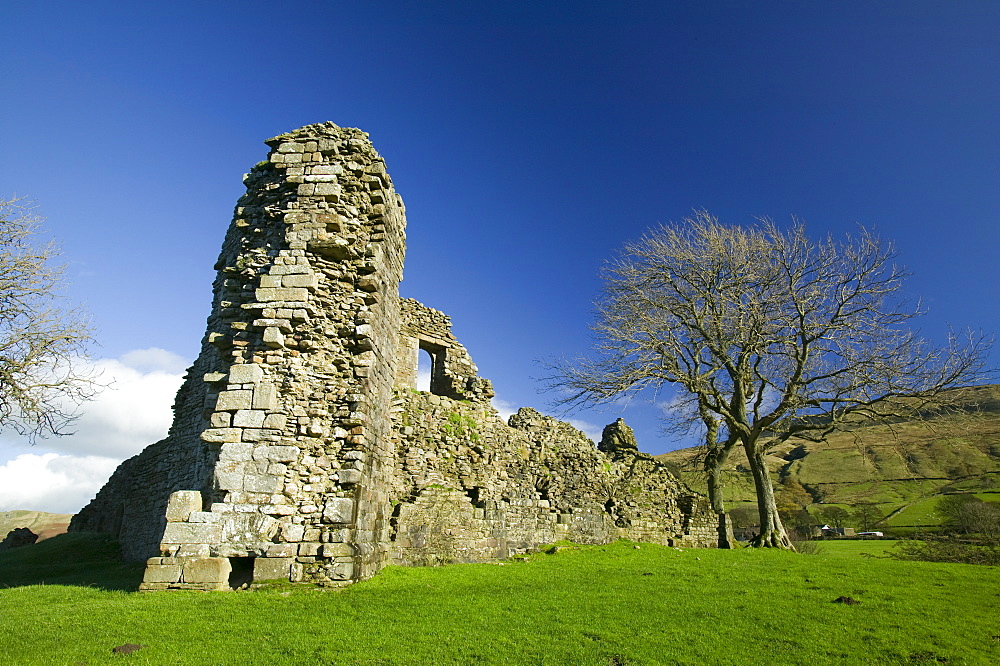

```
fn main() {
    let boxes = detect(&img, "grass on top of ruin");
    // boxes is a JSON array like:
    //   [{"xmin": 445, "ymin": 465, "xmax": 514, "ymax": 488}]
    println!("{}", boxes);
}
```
[{"xmin": 1, "ymin": 536, "xmax": 999, "ymax": 665}]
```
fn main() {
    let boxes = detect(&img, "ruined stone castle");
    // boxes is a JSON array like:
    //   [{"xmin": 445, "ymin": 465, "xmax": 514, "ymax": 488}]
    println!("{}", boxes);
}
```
[{"xmin": 71, "ymin": 123, "xmax": 714, "ymax": 590}]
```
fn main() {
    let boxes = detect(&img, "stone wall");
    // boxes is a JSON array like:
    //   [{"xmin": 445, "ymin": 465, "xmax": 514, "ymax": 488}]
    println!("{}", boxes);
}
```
[
  {"xmin": 71, "ymin": 123, "xmax": 714, "ymax": 591},
  {"xmin": 396, "ymin": 299, "xmax": 494, "ymax": 402},
  {"xmin": 388, "ymin": 395, "xmax": 714, "ymax": 567}
]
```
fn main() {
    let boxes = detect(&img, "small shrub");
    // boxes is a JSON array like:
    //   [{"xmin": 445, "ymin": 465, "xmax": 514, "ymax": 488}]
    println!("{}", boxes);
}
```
[
  {"xmin": 792, "ymin": 539, "xmax": 824, "ymax": 555},
  {"xmin": 890, "ymin": 537, "xmax": 1000, "ymax": 566}
]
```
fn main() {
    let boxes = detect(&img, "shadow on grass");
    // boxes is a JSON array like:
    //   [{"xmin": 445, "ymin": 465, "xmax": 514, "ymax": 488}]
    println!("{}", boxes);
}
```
[{"xmin": 0, "ymin": 532, "xmax": 144, "ymax": 591}]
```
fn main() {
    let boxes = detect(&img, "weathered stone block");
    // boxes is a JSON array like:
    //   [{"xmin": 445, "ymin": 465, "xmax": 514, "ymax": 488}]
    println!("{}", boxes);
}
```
[
  {"xmin": 209, "ymin": 412, "xmax": 232, "ymax": 427},
  {"xmin": 165, "ymin": 491, "xmax": 203, "ymax": 522},
  {"xmin": 142, "ymin": 564, "xmax": 182, "ymax": 584},
  {"xmin": 241, "ymin": 429, "xmax": 279, "ymax": 443},
  {"xmin": 216, "ymin": 390, "xmax": 253, "ymax": 411},
  {"xmin": 201, "ymin": 427, "xmax": 243, "ymax": 444},
  {"xmin": 243, "ymin": 475, "xmax": 284, "ymax": 494},
  {"xmin": 233, "ymin": 410, "xmax": 266, "ymax": 428},
  {"xmin": 162, "ymin": 522, "xmax": 222, "ymax": 544},
  {"xmin": 323, "ymin": 498, "xmax": 355, "ymax": 524},
  {"xmin": 321, "ymin": 543, "xmax": 355, "ymax": 558},
  {"xmin": 255, "ymin": 287, "xmax": 309, "ymax": 302},
  {"xmin": 326, "ymin": 562, "xmax": 354, "ymax": 580},
  {"xmin": 282, "ymin": 524, "xmax": 305, "ymax": 542},
  {"xmin": 282, "ymin": 273, "xmax": 317, "ymax": 289},
  {"xmin": 262, "ymin": 413, "xmax": 287, "ymax": 429},
  {"xmin": 254, "ymin": 557, "xmax": 293, "ymax": 581},
  {"xmin": 214, "ymin": 464, "xmax": 245, "ymax": 491},
  {"xmin": 298, "ymin": 542, "xmax": 321, "ymax": 556},
  {"xmin": 229, "ymin": 364, "xmax": 264, "ymax": 385},
  {"xmin": 263, "ymin": 326, "xmax": 284, "ymax": 348},
  {"xmin": 265, "ymin": 543, "xmax": 298, "ymax": 558},
  {"xmin": 188, "ymin": 511, "xmax": 220, "ymax": 523},
  {"xmin": 357, "ymin": 276, "xmax": 379, "ymax": 292},
  {"xmin": 222, "ymin": 514, "xmax": 279, "ymax": 546},
  {"xmin": 175, "ymin": 543, "xmax": 212, "ymax": 558},
  {"xmin": 314, "ymin": 182, "xmax": 341, "ymax": 196},
  {"xmin": 146, "ymin": 557, "xmax": 175, "ymax": 566},
  {"xmin": 253, "ymin": 318, "xmax": 292, "ymax": 332},
  {"xmin": 252, "ymin": 383, "xmax": 278, "ymax": 410},
  {"xmin": 182, "ymin": 557, "xmax": 232, "ymax": 584},
  {"xmin": 218, "ymin": 442, "xmax": 254, "ymax": 462},
  {"xmin": 337, "ymin": 469, "xmax": 362, "ymax": 485},
  {"xmin": 253, "ymin": 445, "xmax": 299, "ymax": 462},
  {"xmin": 283, "ymin": 212, "xmax": 310, "ymax": 226}
]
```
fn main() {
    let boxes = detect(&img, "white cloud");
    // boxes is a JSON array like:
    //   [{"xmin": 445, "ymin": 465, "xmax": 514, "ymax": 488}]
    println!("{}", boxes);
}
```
[
  {"xmin": 415, "ymin": 348, "xmax": 433, "ymax": 391},
  {"xmin": 491, "ymin": 397, "xmax": 518, "ymax": 420},
  {"xmin": 0, "ymin": 348, "xmax": 189, "ymax": 514},
  {"xmin": 0, "ymin": 452, "xmax": 121, "ymax": 514},
  {"xmin": 567, "ymin": 419, "xmax": 602, "ymax": 443},
  {"xmin": 118, "ymin": 348, "xmax": 190, "ymax": 374},
  {"xmin": 39, "ymin": 348, "xmax": 188, "ymax": 459},
  {"xmin": 416, "ymin": 367, "xmax": 431, "ymax": 392}
]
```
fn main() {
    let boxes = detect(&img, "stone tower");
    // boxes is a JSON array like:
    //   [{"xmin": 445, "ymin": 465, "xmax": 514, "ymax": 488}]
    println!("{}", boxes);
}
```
[{"xmin": 75, "ymin": 123, "xmax": 409, "ymax": 586}]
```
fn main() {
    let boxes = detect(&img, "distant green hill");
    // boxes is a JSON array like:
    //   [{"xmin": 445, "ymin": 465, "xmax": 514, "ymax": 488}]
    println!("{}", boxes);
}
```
[
  {"xmin": 0, "ymin": 510, "xmax": 73, "ymax": 542},
  {"xmin": 656, "ymin": 384, "xmax": 1000, "ymax": 532}
]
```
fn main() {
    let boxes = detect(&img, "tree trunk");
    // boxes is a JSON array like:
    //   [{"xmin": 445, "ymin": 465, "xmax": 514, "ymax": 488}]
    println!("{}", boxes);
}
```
[
  {"xmin": 705, "ymin": 444, "xmax": 736, "ymax": 548},
  {"xmin": 745, "ymin": 443, "xmax": 793, "ymax": 549}
]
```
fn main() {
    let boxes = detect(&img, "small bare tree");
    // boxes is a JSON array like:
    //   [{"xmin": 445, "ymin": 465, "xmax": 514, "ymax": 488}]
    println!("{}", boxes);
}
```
[
  {"xmin": 0, "ymin": 198, "xmax": 98, "ymax": 441},
  {"xmin": 545, "ymin": 211, "xmax": 991, "ymax": 549}
]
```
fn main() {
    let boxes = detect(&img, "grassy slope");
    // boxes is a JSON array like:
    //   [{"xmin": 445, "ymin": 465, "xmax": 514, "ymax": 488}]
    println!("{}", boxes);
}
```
[
  {"xmin": 0, "ymin": 533, "xmax": 144, "ymax": 590},
  {"xmin": 1, "ymin": 535, "xmax": 998, "ymax": 665},
  {"xmin": 656, "ymin": 384, "xmax": 1000, "ymax": 530}
]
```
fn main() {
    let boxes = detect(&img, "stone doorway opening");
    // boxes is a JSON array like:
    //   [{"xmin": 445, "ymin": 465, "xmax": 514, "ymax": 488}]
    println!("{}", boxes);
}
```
[{"xmin": 228, "ymin": 557, "xmax": 254, "ymax": 589}]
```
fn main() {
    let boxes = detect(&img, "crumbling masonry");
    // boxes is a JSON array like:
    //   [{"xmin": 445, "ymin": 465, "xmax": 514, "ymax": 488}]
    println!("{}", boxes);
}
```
[{"xmin": 71, "ymin": 123, "xmax": 714, "ymax": 590}]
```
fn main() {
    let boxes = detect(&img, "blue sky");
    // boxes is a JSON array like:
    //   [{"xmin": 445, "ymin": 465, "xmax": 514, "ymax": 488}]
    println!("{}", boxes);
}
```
[{"xmin": 1, "ymin": 1, "xmax": 998, "ymax": 513}]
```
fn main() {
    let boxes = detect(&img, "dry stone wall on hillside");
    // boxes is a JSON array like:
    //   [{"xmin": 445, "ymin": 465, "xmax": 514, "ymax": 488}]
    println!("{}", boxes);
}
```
[{"xmin": 71, "ymin": 123, "xmax": 714, "ymax": 591}]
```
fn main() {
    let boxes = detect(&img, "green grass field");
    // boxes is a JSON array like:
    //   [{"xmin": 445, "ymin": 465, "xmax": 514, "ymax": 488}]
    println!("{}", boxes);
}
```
[
  {"xmin": 2, "ymin": 535, "xmax": 999, "ymax": 665},
  {"xmin": 883, "ymin": 497, "xmax": 944, "ymax": 531}
]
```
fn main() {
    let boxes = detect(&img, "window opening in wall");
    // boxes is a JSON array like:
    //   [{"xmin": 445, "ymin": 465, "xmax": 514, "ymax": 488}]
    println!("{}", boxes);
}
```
[
  {"xmin": 417, "ymin": 340, "xmax": 448, "ymax": 395},
  {"xmin": 416, "ymin": 347, "xmax": 433, "ymax": 392},
  {"xmin": 228, "ymin": 557, "xmax": 255, "ymax": 589}
]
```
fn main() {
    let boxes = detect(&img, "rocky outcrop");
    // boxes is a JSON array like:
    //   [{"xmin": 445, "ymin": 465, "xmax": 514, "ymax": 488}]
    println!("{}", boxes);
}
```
[{"xmin": 0, "ymin": 527, "xmax": 38, "ymax": 551}]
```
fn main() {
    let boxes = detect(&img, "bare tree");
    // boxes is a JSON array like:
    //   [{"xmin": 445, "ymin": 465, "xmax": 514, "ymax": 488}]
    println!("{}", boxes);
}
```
[
  {"xmin": 545, "ymin": 211, "xmax": 992, "ymax": 549},
  {"xmin": 0, "ymin": 198, "xmax": 98, "ymax": 441}
]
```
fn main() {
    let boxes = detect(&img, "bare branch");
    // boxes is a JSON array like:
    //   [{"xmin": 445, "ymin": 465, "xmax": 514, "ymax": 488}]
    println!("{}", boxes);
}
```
[{"xmin": 0, "ymin": 197, "xmax": 99, "ymax": 442}]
